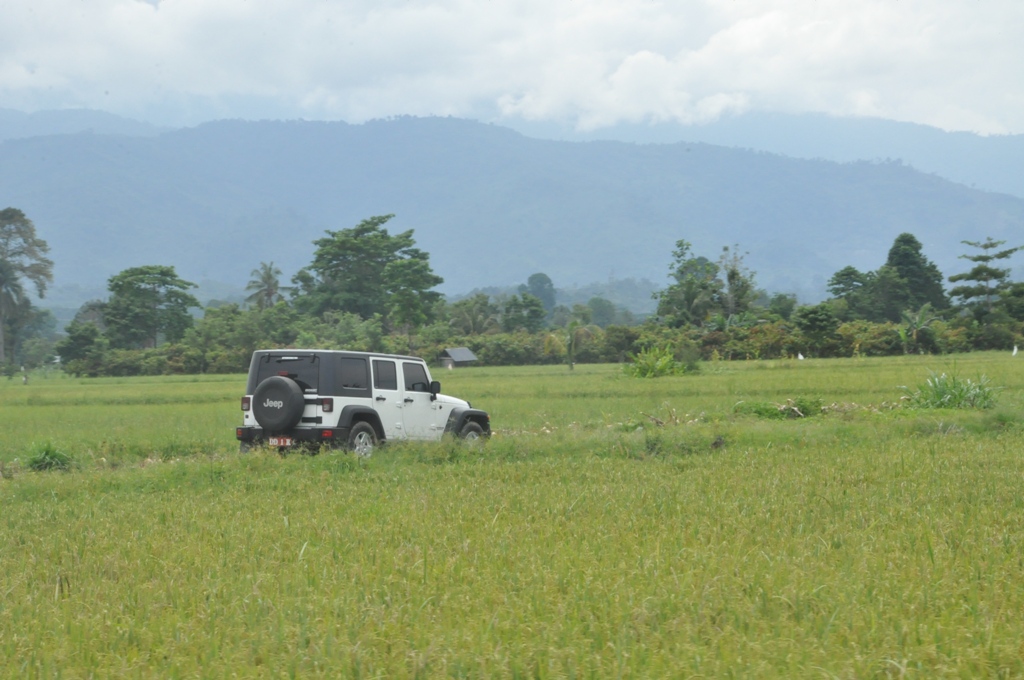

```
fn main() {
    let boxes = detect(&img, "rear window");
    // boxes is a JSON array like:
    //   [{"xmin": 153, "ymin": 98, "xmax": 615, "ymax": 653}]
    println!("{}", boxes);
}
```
[{"xmin": 255, "ymin": 354, "xmax": 319, "ymax": 392}]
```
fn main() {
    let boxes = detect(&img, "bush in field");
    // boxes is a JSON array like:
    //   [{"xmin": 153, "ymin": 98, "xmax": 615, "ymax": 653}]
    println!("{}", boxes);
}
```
[
  {"xmin": 745, "ymin": 320, "xmax": 792, "ymax": 359},
  {"xmin": 835, "ymin": 320, "xmax": 902, "ymax": 357},
  {"xmin": 902, "ymin": 370, "xmax": 999, "ymax": 409},
  {"xmin": 597, "ymin": 325, "xmax": 641, "ymax": 362},
  {"xmin": 793, "ymin": 303, "xmax": 840, "ymax": 357},
  {"xmin": 467, "ymin": 332, "xmax": 551, "ymax": 366},
  {"xmin": 27, "ymin": 441, "xmax": 74, "ymax": 471},
  {"xmin": 734, "ymin": 396, "xmax": 824, "ymax": 419},
  {"xmin": 934, "ymin": 321, "xmax": 972, "ymax": 354},
  {"xmin": 624, "ymin": 346, "xmax": 687, "ymax": 378}
]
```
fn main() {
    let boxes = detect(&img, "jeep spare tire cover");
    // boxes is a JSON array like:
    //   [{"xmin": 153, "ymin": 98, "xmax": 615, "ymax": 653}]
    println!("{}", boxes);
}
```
[{"xmin": 252, "ymin": 376, "xmax": 306, "ymax": 431}]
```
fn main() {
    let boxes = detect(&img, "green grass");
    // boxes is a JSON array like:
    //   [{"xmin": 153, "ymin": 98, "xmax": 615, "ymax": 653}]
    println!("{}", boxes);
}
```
[
  {"xmin": 903, "ymin": 369, "xmax": 1000, "ymax": 410},
  {"xmin": 2, "ymin": 353, "xmax": 1024, "ymax": 677},
  {"xmin": 0, "ymin": 372, "xmax": 242, "ymax": 466}
]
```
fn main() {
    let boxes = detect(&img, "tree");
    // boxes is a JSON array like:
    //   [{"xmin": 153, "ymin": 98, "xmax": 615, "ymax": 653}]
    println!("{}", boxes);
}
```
[
  {"xmin": 544, "ymin": 319, "xmax": 598, "ymax": 370},
  {"xmin": 587, "ymin": 296, "xmax": 617, "ymax": 328},
  {"xmin": 103, "ymin": 265, "xmax": 200, "ymax": 349},
  {"xmin": 716, "ymin": 244, "xmax": 759, "ymax": 317},
  {"xmin": 384, "ymin": 256, "xmax": 442, "ymax": 334},
  {"xmin": 245, "ymin": 262, "xmax": 287, "ymax": 310},
  {"xmin": 519, "ymin": 273, "xmax": 556, "ymax": 312},
  {"xmin": 501, "ymin": 293, "xmax": 546, "ymax": 333},
  {"xmin": 72, "ymin": 300, "xmax": 108, "ymax": 330},
  {"xmin": 55, "ymin": 320, "xmax": 109, "ymax": 377},
  {"xmin": 767, "ymin": 293, "xmax": 797, "ymax": 321},
  {"xmin": 948, "ymin": 237, "xmax": 1022, "ymax": 313},
  {"xmin": 656, "ymin": 240, "xmax": 721, "ymax": 327},
  {"xmin": 449, "ymin": 294, "xmax": 500, "ymax": 335},
  {"xmin": 292, "ymin": 215, "xmax": 443, "ymax": 325},
  {"xmin": 794, "ymin": 303, "xmax": 838, "ymax": 356},
  {"xmin": 827, "ymin": 266, "xmax": 872, "ymax": 319},
  {"xmin": 0, "ymin": 208, "xmax": 53, "ymax": 364},
  {"xmin": 563, "ymin": 320, "xmax": 596, "ymax": 370},
  {"xmin": 866, "ymin": 265, "xmax": 911, "ymax": 323},
  {"xmin": 899, "ymin": 303, "xmax": 941, "ymax": 354},
  {"xmin": 828, "ymin": 266, "xmax": 869, "ymax": 299},
  {"xmin": 1001, "ymin": 282, "xmax": 1024, "ymax": 321},
  {"xmin": 3, "ymin": 304, "xmax": 57, "ymax": 367},
  {"xmin": 884, "ymin": 233, "xmax": 948, "ymax": 310},
  {"xmin": 828, "ymin": 235, "xmax": 947, "ymax": 323},
  {"xmin": 0, "ymin": 260, "xmax": 27, "ymax": 365}
]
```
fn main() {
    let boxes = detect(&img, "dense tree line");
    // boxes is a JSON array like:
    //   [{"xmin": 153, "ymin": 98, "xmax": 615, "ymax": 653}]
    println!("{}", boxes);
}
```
[
  {"xmin": 2, "ymin": 207, "xmax": 1022, "ymax": 378},
  {"xmin": 41, "ymin": 215, "xmax": 649, "ymax": 376}
]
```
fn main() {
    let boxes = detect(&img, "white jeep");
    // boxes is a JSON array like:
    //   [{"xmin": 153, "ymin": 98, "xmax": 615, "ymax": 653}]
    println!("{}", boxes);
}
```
[{"xmin": 235, "ymin": 350, "xmax": 490, "ymax": 455}]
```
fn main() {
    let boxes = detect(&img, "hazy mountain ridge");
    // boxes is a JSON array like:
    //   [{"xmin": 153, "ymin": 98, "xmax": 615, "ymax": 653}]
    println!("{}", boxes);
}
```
[
  {"xmin": 510, "ymin": 113, "xmax": 1024, "ymax": 199},
  {"xmin": 0, "ymin": 107, "xmax": 166, "ymax": 141},
  {"xmin": 1, "ymin": 114, "xmax": 1022, "ymax": 312}
]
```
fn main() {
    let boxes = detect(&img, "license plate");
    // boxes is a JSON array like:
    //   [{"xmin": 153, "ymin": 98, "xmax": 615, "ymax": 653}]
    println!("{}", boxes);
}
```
[{"xmin": 268, "ymin": 436, "xmax": 293, "ymax": 447}]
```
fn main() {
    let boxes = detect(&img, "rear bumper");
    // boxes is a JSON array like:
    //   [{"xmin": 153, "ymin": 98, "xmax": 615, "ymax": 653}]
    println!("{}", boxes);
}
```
[{"xmin": 236, "ymin": 426, "xmax": 350, "ymax": 446}]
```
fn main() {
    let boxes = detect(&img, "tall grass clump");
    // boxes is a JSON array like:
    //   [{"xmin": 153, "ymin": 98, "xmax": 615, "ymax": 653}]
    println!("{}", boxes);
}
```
[
  {"xmin": 734, "ymin": 396, "xmax": 824, "ymax": 419},
  {"xmin": 26, "ymin": 441, "xmax": 75, "ymax": 471},
  {"xmin": 624, "ymin": 345, "xmax": 692, "ymax": 378},
  {"xmin": 902, "ymin": 369, "xmax": 999, "ymax": 409}
]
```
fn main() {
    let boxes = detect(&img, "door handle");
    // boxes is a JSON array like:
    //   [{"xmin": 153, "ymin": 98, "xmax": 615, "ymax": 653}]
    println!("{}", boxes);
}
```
[
  {"xmin": 404, "ymin": 398, "xmax": 414, "ymax": 403},
  {"xmin": 375, "ymin": 396, "xmax": 386, "ymax": 402}
]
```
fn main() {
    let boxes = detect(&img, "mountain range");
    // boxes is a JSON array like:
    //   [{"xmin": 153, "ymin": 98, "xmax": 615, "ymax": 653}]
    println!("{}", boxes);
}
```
[{"xmin": 1, "ymin": 109, "xmax": 1022, "ymax": 313}]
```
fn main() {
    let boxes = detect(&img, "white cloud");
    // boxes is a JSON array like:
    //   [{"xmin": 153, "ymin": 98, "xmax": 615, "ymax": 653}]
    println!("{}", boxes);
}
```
[{"xmin": 0, "ymin": 0, "xmax": 1021, "ymax": 133}]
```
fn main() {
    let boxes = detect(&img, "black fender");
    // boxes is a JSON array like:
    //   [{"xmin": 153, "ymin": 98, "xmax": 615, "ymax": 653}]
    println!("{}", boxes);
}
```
[
  {"xmin": 445, "ymin": 408, "xmax": 491, "ymax": 436},
  {"xmin": 337, "ymin": 405, "xmax": 386, "ymax": 440}
]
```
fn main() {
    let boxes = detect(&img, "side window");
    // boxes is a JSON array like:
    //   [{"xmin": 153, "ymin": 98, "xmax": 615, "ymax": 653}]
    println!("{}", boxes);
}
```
[
  {"xmin": 338, "ymin": 357, "xmax": 369, "ymax": 390},
  {"xmin": 402, "ymin": 362, "xmax": 430, "ymax": 392},
  {"xmin": 373, "ymin": 360, "xmax": 398, "ymax": 390}
]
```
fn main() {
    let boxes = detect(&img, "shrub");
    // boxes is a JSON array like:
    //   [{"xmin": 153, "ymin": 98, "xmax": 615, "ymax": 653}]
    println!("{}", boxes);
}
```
[
  {"xmin": 598, "ymin": 325, "xmax": 641, "ymax": 362},
  {"xmin": 902, "ymin": 370, "xmax": 999, "ymax": 409},
  {"xmin": 835, "ymin": 320, "xmax": 902, "ymax": 357},
  {"xmin": 734, "ymin": 396, "xmax": 824, "ymax": 419},
  {"xmin": 624, "ymin": 346, "xmax": 686, "ymax": 378},
  {"xmin": 27, "ymin": 441, "xmax": 74, "ymax": 471},
  {"xmin": 468, "ymin": 332, "xmax": 549, "ymax": 366},
  {"xmin": 746, "ymin": 321, "xmax": 791, "ymax": 359}
]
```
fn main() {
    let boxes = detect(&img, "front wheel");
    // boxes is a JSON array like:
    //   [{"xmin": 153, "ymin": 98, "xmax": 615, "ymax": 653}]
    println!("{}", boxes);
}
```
[
  {"xmin": 459, "ymin": 421, "xmax": 484, "ymax": 442},
  {"xmin": 347, "ymin": 422, "xmax": 377, "ymax": 457}
]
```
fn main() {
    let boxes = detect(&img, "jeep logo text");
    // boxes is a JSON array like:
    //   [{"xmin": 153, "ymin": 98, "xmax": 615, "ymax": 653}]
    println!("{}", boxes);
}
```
[{"xmin": 263, "ymin": 399, "xmax": 284, "ymax": 409}]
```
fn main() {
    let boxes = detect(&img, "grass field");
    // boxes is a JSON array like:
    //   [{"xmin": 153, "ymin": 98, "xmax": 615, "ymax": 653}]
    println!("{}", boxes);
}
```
[{"xmin": 2, "ymin": 354, "xmax": 1023, "ymax": 677}]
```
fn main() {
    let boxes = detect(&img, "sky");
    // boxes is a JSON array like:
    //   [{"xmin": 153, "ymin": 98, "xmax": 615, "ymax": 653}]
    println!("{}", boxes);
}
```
[{"xmin": 1, "ymin": 0, "xmax": 1022, "ymax": 135}]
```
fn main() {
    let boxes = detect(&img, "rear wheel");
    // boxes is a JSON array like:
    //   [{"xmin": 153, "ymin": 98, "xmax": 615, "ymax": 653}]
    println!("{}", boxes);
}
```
[{"xmin": 348, "ymin": 422, "xmax": 377, "ymax": 457}]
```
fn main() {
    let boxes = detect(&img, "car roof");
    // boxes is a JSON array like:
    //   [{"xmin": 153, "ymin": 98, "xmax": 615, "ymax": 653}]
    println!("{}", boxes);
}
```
[{"xmin": 253, "ymin": 349, "xmax": 425, "ymax": 362}]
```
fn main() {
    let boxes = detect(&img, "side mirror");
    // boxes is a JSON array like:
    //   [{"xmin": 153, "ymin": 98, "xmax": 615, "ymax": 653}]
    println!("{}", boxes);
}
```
[{"xmin": 429, "ymin": 380, "xmax": 441, "ymax": 401}]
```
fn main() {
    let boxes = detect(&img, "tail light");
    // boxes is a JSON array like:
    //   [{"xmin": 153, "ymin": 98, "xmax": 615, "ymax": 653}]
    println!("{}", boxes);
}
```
[
  {"xmin": 241, "ymin": 396, "xmax": 251, "ymax": 411},
  {"xmin": 321, "ymin": 398, "xmax": 334, "ymax": 413},
  {"xmin": 322, "ymin": 430, "xmax": 334, "ymax": 439}
]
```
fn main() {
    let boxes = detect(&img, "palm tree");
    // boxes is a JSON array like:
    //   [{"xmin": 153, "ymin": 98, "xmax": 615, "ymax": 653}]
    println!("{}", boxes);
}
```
[
  {"xmin": 899, "ymin": 303, "xmax": 941, "ymax": 354},
  {"xmin": 245, "ymin": 262, "xmax": 286, "ymax": 310},
  {"xmin": 449, "ymin": 294, "xmax": 499, "ymax": 335},
  {"xmin": 549, "ymin": 319, "xmax": 598, "ymax": 371}
]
